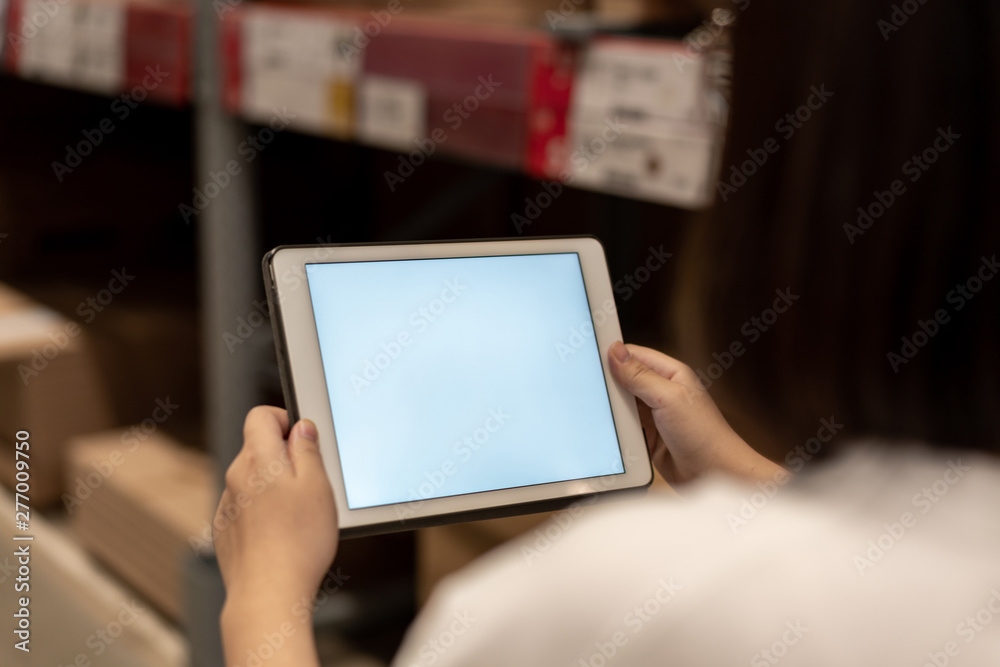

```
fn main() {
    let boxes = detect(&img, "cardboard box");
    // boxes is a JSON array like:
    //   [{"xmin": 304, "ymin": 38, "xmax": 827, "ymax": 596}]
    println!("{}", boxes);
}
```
[
  {"xmin": 0, "ymin": 284, "xmax": 114, "ymax": 505},
  {"xmin": 226, "ymin": 5, "xmax": 361, "ymax": 138},
  {"xmin": 361, "ymin": 17, "xmax": 546, "ymax": 169},
  {"xmin": 525, "ymin": 38, "xmax": 577, "ymax": 180},
  {"xmin": 5, "ymin": 0, "xmax": 127, "ymax": 95},
  {"xmin": 124, "ymin": 0, "xmax": 193, "ymax": 106},
  {"xmin": 224, "ymin": 5, "xmax": 563, "ymax": 168},
  {"xmin": 566, "ymin": 35, "xmax": 723, "ymax": 208},
  {"xmin": 4, "ymin": 0, "xmax": 192, "ymax": 105},
  {"xmin": 67, "ymin": 429, "xmax": 216, "ymax": 621}
]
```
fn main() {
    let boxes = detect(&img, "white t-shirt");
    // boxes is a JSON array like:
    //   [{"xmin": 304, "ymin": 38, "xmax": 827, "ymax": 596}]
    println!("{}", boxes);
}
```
[{"xmin": 392, "ymin": 446, "xmax": 1000, "ymax": 667}]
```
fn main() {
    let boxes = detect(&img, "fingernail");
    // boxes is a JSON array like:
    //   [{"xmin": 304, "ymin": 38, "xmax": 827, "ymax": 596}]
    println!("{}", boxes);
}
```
[
  {"xmin": 298, "ymin": 419, "xmax": 318, "ymax": 441},
  {"xmin": 611, "ymin": 340, "xmax": 630, "ymax": 363}
]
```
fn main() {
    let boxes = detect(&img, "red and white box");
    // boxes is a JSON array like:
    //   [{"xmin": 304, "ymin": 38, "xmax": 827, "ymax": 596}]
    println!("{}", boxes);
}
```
[
  {"xmin": 360, "ymin": 17, "xmax": 543, "ymax": 169},
  {"xmin": 566, "ymin": 35, "xmax": 723, "ymax": 209},
  {"xmin": 6, "ymin": 0, "xmax": 127, "ymax": 95},
  {"xmin": 223, "ymin": 5, "xmax": 360, "ymax": 138},
  {"xmin": 124, "ymin": 0, "xmax": 192, "ymax": 106},
  {"xmin": 4, "ymin": 0, "xmax": 191, "ymax": 105}
]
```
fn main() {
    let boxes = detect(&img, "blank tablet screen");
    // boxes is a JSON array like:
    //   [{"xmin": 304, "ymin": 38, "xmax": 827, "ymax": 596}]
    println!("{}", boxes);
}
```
[{"xmin": 305, "ymin": 253, "xmax": 625, "ymax": 510}]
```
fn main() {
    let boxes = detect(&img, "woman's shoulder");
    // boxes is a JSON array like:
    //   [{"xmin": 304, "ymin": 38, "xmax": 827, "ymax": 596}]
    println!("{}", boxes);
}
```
[{"xmin": 394, "ymin": 446, "xmax": 1000, "ymax": 667}]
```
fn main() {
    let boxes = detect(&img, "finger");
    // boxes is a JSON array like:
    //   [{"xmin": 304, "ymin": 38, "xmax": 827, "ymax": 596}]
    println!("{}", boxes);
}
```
[
  {"xmin": 287, "ymin": 419, "xmax": 323, "ymax": 475},
  {"xmin": 609, "ymin": 341, "xmax": 685, "ymax": 411},
  {"xmin": 242, "ymin": 406, "xmax": 291, "ymax": 457},
  {"xmin": 635, "ymin": 400, "xmax": 659, "ymax": 453},
  {"xmin": 624, "ymin": 344, "xmax": 702, "ymax": 388}
]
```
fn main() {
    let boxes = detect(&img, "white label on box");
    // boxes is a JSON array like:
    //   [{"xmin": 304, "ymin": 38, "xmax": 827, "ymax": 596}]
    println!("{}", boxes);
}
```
[
  {"xmin": 241, "ymin": 8, "xmax": 361, "ymax": 137},
  {"xmin": 569, "ymin": 122, "xmax": 716, "ymax": 209},
  {"xmin": 243, "ymin": 8, "xmax": 360, "ymax": 79},
  {"xmin": 567, "ymin": 37, "xmax": 722, "ymax": 209},
  {"xmin": 358, "ymin": 76, "xmax": 427, "ymax": 152},
  {"xmin": 242, "ymin": 73, "xmax": 329, "ymax": 134},
  {"xmin": 17, "ymin": 0, "xmax": 125, "ymax": 95},
  {"xmin": 573, "ymin": 39, "xmax": 706, "ymax": 126}
]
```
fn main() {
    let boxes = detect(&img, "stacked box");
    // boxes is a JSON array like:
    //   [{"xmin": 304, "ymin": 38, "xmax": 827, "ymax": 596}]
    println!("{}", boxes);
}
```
[
  {"xmin": 234, "ymin": 5, "xmax": 361, "ymax": 138},
  {"xmin": 525, "ymin": 38, "xmax": 577, "ymax": 180},
  {"xmin": 4, "ymin": 0, "xmax": 192, "ymax": 105},
  {"xmin": 0, "ymin": 284, "xmax": 114, "ymax": 505},
  {"xmin": 67, "ymin": 429, "xmax": 216, "ymax": 622},
  {"xmin": 566, "ymin": 35, "xmax": 723, "ymax": 209},
  {"xmin": 361, "ymin": 18, "xmax": 545, "ymax": 169},
  {"xmin": 225, "ymin": 5, "xmax": 562, "ymax": 171},
  {"xmin": 5, "ymin": 0, "xmax": 127, "ymax": 95},
  {"xmin": 125, "ymin": 0, "xmax": 193, "ymax": 106}
]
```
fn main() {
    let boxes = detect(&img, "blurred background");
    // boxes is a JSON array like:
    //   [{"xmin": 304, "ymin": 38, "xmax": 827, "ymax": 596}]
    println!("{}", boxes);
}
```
[{"xmin": 0, "ymin": 0, "xmax": 734, "ymax": 664}]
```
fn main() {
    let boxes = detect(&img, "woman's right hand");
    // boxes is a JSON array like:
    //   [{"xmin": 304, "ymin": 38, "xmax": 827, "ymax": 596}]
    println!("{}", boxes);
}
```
[{"xmin": 608, "ymin": 341, "xmax": 785, "ymax": 486}]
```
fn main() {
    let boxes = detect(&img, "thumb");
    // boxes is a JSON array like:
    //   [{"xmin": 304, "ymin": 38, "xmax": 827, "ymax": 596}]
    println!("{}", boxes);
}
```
[
  {"xmin": 287, "ymin": 419, "xmax": 323, "ymax": 472},
  {"xmin": 608, "ymin": 341, "xmax": 681, "ymax": 410}
]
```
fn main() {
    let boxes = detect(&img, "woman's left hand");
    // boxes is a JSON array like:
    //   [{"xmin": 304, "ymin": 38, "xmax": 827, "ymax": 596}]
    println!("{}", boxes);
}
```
[{"xmin": 213, "ymin": 406, "xmax": 338, "ymax": 665}]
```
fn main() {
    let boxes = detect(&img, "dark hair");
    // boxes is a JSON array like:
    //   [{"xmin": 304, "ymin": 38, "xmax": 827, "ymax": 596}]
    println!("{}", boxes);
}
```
[{"xmin": 673, "ymin": 0, "xmax": 1000, "ymax": 457}]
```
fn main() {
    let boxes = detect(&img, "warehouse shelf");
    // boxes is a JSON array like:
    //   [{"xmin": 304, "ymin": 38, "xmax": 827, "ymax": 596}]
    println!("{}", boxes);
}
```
[
  {"xmin": 0, "ymin": 2, "xmax": 723, "ymax": 664},
  {"xmin": 1, "ymin": 0, "xmax": 724, "ymax": 208},
  {"xmin": 3, "ymin": 0, "xmax": 192, "ymax": 105},
  {"xmin": 220, "ymin": 4, "xmax": 723, "ymax": 208}
]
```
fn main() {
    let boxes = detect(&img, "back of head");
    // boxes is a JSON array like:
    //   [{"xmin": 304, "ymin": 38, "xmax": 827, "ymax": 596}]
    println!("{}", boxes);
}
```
[{"xmin": 674, "ymin": 0, "xmax": 1000, "ymax": 457}]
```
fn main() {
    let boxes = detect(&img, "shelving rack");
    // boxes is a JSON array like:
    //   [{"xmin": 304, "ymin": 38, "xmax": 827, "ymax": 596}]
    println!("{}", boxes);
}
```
[{"xmin": 0, "ymin": 2, "xmax": 724, "ymax": 663}]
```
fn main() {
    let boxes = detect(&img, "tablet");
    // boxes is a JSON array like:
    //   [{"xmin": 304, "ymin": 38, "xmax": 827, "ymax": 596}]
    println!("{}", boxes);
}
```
[{"xmin": 263, "ymin": 237, "xmax": 651, "ymax": 537}]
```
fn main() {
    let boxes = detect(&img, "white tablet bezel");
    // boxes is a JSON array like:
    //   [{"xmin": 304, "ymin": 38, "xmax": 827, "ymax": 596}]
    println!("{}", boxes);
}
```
[{"xmin": 265, "ymin": 237, "xmax": 651, "ymax": 535}]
